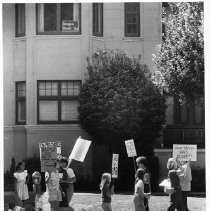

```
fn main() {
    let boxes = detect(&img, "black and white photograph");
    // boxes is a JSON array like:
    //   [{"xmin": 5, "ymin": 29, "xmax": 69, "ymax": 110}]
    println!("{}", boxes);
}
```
[{"xmin": 1, "ymin": 1, "xmax": 209, "ymax": 211}]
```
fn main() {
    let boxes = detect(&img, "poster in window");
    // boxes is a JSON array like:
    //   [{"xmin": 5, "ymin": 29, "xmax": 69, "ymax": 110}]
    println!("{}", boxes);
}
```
[{"xmin": 62, "ymin": 20, "xmax": 79, "ymax": 32}]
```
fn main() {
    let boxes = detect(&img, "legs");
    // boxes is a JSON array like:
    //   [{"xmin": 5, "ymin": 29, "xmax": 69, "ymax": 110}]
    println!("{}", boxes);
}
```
[
  {"xmin": 182, "ymin": 191, "xmax": 189, "ymax": 211},
  {"xmin": 50, "ymin": 201, "xmax": 60, "ymax": 211},
  {"xmin": 144, "ymin": 198, "xmax": 149, "ymax": 211},
  {"xmin": 133, "ymin": 196, "xmax": 145, "ymax": 211},
  {"xmin": 101, "ymin": 202, "xmax": 112, "ymax": 211},
  {"xmin": 67, "ymin": 184, "xmax": 74, "ymax": 206}
]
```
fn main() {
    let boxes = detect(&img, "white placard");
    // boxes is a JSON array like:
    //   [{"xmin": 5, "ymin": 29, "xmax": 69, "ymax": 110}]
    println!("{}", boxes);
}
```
[
  {"xmin": 159, "ymin": 179, "xmax": 171, "ymax": 187},
  {"xmin": 125, "ymin": 139, "xmax": 137, "ymax": 157},
  {"xmin": 112, "ymin": 154, "xmax": 119, "ymax": 178},
  {"xmin": 69, "ymin": 137, "xmax": 91, "ymax": 162},
  {"xmin": 173, "ymin": 144, "xmax": 197, "ymax": 161}
]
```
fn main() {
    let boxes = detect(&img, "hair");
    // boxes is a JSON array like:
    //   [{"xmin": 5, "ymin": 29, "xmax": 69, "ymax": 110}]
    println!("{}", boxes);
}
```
[
  {"xmin": 100, "ymin": 173, "xmax": 111, "ymax": 190},
  {"xmin": 16, "ymin": 162, "xmax": 24, "ymax": 171},
  {"xmin": 167, "ymin": 158, "xmax": 177, "ymax": 170},
  {"xmin": 135, "ymin": 168, "xmax": 145, "ymax": 184},
  {"xmin": 58, "ymin": 156, "xmax": 68, "ymax": 166},
  {"xmin": 136, "ymin": 156, "xmax": 148, "ymax": 167}
]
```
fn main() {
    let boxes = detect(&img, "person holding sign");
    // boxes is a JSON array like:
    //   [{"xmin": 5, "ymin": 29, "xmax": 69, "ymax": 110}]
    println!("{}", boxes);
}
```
[
  {"xmin": 136, "ymin": 157, "xmax": 151, "ymax": 211},
  {"xmin": 176, "ymin": 158, "xmax": 192, "ymax": 211},
  {"xmin": 58, "ymin": 157, "xmax": 76, "ymax": 207},
  {"xmin": 100, "ymin": 173, "xmax": 114, "ymax": 211},
  {"xmin": 133, "ymin": 168, "xmax": 150, "ymax": 211}
]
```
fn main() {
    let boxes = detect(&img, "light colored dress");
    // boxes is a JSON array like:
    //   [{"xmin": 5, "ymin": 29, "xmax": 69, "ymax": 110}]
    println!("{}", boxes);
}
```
[
  {"xmin": 132, "ymin": 179, "xmax": 145, "ymax": 211},
  {"xmin": 45, "ymin": 172, "xmax": 62, "ymax": 202},
  {"xmin": 13, "ymin": 170, "xmax": 29, "ymax": 200}
]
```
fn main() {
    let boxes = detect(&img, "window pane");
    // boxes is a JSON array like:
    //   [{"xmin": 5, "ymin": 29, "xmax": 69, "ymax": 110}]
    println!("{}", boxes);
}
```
[
  {"xmin": 39, "ymin": 101, "xmax": 58, "ymax": 121},
  {"xmin": 17, "ymin": 83, "xmax": 26, "ymax": 97},
  {"xmin": 194, "ymin": 98, "xmax": 204, "ymax": 124},
  {"xmin": 16, "ymin": 4, "xmax": 25, "ymax": 36},
  {"xmin": 93, "ymin": 3, "xmax": 103, "ymax": 36},
  {"xmin": 61, "ymin": 3, "xmax": 74, "ymax": 20},
  {"xmin": 179, "ymin": 104, "xmax": 188, "ymax": 124},
  {"xmin": 39, "ymin": 82, "xmax": 58, "ymax": 96},
  {"xmin": 44, "ymin": 4, "xmax": 57, "ymax": 31},
  {"xmin": 73, "ymin": 82, "xmax": 81, "ymax": 96},
  {"xmin": 61, "ymin": 100, "xmax": 79, "ymax": 121},
  {"xmin": 18, "ymin": 101, "xmax": 26, "ymax": 122}
]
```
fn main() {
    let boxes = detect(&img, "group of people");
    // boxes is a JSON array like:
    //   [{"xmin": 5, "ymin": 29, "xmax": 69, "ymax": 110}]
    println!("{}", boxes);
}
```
[
  {"xmin": 11, "ymin": 156, "xmax": 76, "ymax": 211},
  {"xmin": 100, "ymin": 156, "xmax": 192, "ymax": 211},
  {"xmin": 11, "ymin": 155, "xmax": 192, "ymax": 211}
]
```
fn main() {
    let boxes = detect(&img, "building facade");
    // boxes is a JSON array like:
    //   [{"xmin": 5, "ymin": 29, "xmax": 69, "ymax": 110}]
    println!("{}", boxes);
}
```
[{"xmin": 3, "ymin": 3, "xmax": 205, "ymax": 179}]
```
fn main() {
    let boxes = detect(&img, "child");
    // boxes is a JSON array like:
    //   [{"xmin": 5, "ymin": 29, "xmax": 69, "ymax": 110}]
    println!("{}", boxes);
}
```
[
  {"xmin": 45, "ymin": 169, "xmax": 62, "ymax": 211},
  {"xmin": 166, "ymin": 158, "xmax": 185, "ymax": 211},
  {"xmin": 133, "ymin": 168, "xmax": 150, "ymax": 211},
  {"xmin": 13, "ymin": 162, "xmax": 29, "ymax": 208},
  {"xmin": 136, "ymin": 156, "xmax": 151, "ymax": 211},
  {"xmin": 100, "ymin": 173, "xmax": 114, "ymax": 211}
]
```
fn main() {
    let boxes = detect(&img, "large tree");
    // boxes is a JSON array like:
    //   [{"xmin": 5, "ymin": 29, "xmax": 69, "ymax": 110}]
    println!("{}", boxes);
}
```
[
  {"xmin": 153, "ymin": 2, "xmax": 204, "ymax": 102},
  {"xmin": 78, "ymin": 49, "xmax": 166, "ymax": 155}
]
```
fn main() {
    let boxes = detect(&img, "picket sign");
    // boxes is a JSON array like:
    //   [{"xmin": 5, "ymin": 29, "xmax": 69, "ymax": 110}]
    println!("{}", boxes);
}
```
[
  {"xmin": 39, "ymin": 142, "xmax": 57, "ymax": 172},
  {"xmin": 69, "ymin": 137, "xmax": 92, "ymax": 162},
  {"xmin": 125, "ymin": 139, "xmax": 137, "ymax": 172},
  {"xmin": 112, "ymin": 154, "xmax": 119, "ymax": 178},
  {"xmin": 173, "ymin": 144, "xmax": 197, "ymax": 161}
]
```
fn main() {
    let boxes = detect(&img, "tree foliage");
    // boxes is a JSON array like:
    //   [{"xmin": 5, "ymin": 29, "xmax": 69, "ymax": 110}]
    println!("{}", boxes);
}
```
[
  {"xmin": 153, "ymin": 2, "xmax": 204, "ymax": 102},
  {"xmin": 78, "ymin": 49, "xmax": 166, "ymax": 155}
]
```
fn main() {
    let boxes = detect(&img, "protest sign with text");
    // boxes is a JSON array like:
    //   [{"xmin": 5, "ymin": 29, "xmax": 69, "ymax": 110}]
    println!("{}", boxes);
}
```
[
  {"xmin": 39, "ymin": 142, "xmax": 57, "ymax": 172},
  {"xmin": 69, "ymin": 137, "xmax": 91, "ymax": 162},
  {"xmin": 125, "ymin": 139, "xmax": 137, "ymax": 157},
  {"xmin": 173, "ymin": 144, "xmax": 197, "ymax": 161},
  {"xmin": 112, "ymin": 154, "xmax": 119, "ymax": 178}
]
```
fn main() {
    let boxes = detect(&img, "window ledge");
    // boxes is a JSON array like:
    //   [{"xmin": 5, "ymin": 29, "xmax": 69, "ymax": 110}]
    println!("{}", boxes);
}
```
[
  {"xmin": 123, "ymin": 37, "xmax": 143, "ymax": 42},
  {"xmin": 92, "ymin": 36, "xmax": 104, "ymax": 41},
  {"xmin": 35, "ymin": 35, "xmax": 83, "ymax": 39},
  {"xmin": 13, "ymin": 36, "xmax": 26, "ymax": 42}
]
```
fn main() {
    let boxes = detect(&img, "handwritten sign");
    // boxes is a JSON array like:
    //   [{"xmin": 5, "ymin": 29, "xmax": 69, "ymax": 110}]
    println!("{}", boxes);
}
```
[
  {"xmin": 112, "ymin": 154, "xmax": 119, "ymax": 178},
  {"xmin": 69, "ymin": 137, "xmax": 91, "ymax": 162},
  {"xmin": 159, "ymin": 179, "xmax": 171, "ymax": 187},
  {"xmin": 62, "ymin": 20, "xmax": 79, "ymax": 32},
  {"xmin": 173, "ymin": 144, "xmax": 197, "ymax": 161},
  {"xmin": 125, "ymin": 139, "xmax": 137, "ymax": 157},
  {"xmin": 57, "ymin": 142, "xmax": 61, "ymax": 155},
  {"xmin": 39, "ymin": 142, "xmax": 57, "ymax": 172}
]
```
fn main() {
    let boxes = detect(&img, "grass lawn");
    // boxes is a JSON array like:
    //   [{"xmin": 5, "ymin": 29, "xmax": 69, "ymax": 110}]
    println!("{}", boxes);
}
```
[{"xmin": 4, "ymin": 192, "xmax": 206, "ymax": 211}]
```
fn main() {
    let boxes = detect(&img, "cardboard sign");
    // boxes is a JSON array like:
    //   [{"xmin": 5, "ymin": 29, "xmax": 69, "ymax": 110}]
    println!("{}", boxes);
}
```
[
  {"xmin": 112, "ymin": 154, "xmax": 119, "ymax": 178},
  {"xmin": 62, "ymin": 20, "xmax": 79, "ymax": 32},
  {"xmin": 159, "ymin": 179, "xmax": 171, "ymax": 187},
  {"xmin": 39, "ymin": 142, "xmax": 57, "ymax": 172},
  {"xmin": 173, "ymin": 144, "xmax": 197, "ymax": 161},
  {"xmin": 69, "ymin": 137, "xmax": 91, "ymax": 162},
  {"xmin": 57, "ymin": 142, "xmax": 61, "ymax": 155},
  {"xmin": 125, "ymin": 139, "xmax": 137, "ymax": 157}
]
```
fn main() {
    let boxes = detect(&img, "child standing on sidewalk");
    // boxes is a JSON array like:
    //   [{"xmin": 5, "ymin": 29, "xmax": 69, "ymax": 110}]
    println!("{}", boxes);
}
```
[
  {"xmin": 13, "ymin": 162, "xmax": 29, "ymax": 208},
  {"xmin": 100, "ymin": 173, "xmax": 114, "ymax": 211}
]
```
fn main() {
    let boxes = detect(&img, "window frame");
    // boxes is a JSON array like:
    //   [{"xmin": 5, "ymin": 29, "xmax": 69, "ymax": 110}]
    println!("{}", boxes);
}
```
[
  {"xmin": 15, "ymin": 4, "xmax": 26, "ymax": 37},
  {"xmin": 16, "ymin": 81, "xmax": 26, "ymax": 125},
  {"xmin": 37, "ymin": 80, "xmax": 81, "ymax": 124},
  {"xmin": 36, "ymin": 3, "xmax": 82, "ymax": 35},
  {"xmin": 124, "ymin": 3, "xmax": 140, "ymax": 37},
  {"xmin": 92, "ymin": 3, "xmax": 103, "ymax": 37}
]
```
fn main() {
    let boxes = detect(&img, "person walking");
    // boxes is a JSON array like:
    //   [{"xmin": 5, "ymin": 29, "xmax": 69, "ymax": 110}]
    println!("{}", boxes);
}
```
[
  {"xmin": 100, "ymin": 173, "xmax": 114, "ymax": 211},
  {"xmin": 136, "ymin": 156, "xmax": 151, "ymax": 211},
  {"xmin": 133, "ymin": 168, "xmax": 150, "ymax": 211},
  {"xmin": 166, "ymin": 158, "xmax": 185, "ymax": 211}
]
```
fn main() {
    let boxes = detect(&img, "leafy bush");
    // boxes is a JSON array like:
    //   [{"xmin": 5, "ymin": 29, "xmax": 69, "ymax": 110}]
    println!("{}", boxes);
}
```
[{"xmin": 79, "ymin": 49, "xmax": 166, "ymax": 155}]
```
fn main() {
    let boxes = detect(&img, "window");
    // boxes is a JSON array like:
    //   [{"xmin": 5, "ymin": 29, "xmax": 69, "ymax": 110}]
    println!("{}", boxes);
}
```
[
  {"xmin": 16, "ymin": 82, "xmax": 26, "ymax": 124},
  {"xmin": 36, "ymin": 3, "xmax": 81, "ymax": 35},
  {"xmin": 175, "ymin": 97, "xmax": 205, "ymax": 126},
  {"xmin": 37, "ymin": 81, "xmax": 81, "ymax": 124},
  {"xmin": 15, "ymin": 4, "xmax": 25, "ymax": 37},
  {"xmin": 93, "ymin": 3, "xmax": 103, "ymax": 37},
  {"xmin": 124, "ymin": 3, "xmax": 140, "ymax": 37}
]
